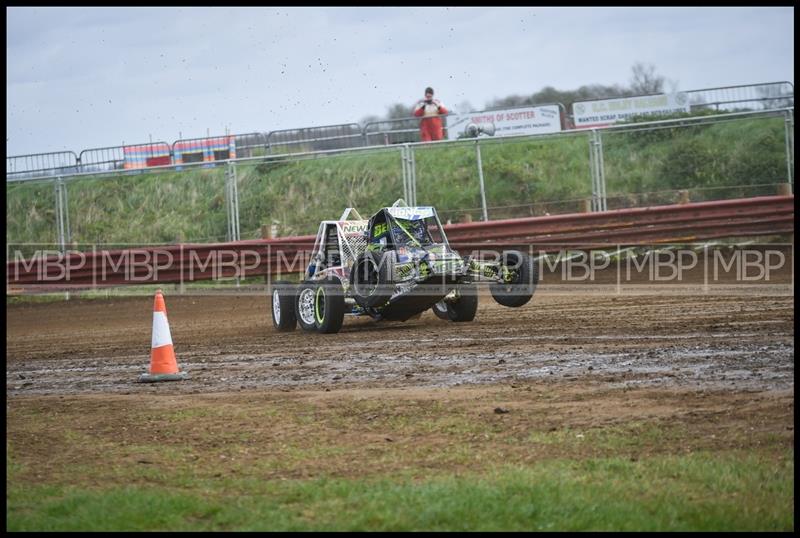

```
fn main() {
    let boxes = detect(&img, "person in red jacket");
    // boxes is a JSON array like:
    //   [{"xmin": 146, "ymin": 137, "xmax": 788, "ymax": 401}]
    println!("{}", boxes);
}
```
[{"xmin": 413, "ymin": 87, "xmax": 448, "ymax": 142}]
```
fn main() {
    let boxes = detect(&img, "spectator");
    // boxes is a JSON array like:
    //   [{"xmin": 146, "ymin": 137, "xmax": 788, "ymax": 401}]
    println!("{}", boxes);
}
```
[{"xmin": 413, "ymin": 87, "xmax": 448, "ymax": 142}]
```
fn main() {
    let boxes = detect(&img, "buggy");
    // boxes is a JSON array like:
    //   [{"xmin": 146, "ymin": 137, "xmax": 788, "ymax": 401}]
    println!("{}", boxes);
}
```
[{"xmin": 271, "ymin": 200, "xmax": 538, "ymax": 334}]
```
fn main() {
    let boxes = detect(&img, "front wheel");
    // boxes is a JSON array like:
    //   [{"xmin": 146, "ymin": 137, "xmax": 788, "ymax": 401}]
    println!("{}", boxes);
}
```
[
  {"xmin": 350, "ymin": 251, "xmax": 393, "ymax": 308},
  {"xmin": 490, "ymin": 250, "xmax": 538, "ymax": 308}
]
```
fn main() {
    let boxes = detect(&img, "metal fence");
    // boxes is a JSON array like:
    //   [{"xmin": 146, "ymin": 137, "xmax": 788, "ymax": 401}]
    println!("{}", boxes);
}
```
[
  {"xmin": 233, "ymin": 132, "xmax": 268, "ymax": 158},
  {"xmin": 686, "ymin": 81, "xmax": 794, "ymax": 112},
  {"xmin": 7, "ymin": 82, "xmax": 794, "ymax": 181},
  {"xmin": 266, "ymin": 123, "xmax": 365, "ymax": 154},
  {"xmin": 6, "ymin": 151, "xmax": 80, "ymax": 180},
  {"xmin": 363, "ymin": 116, "xmax": 447, "ymax": 146},
  {"xmin": 7, "ymin": 107, "xmax": 792, "ymax": 261}
]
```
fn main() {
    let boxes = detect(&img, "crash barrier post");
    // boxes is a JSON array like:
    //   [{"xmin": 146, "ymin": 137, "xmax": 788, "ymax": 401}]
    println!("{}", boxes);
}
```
[
  {"xmin": 588, "ymin": 130, "xmax": 607, "ymax": 212},
  {"xmin": 475, "ymin": 140, "xmax": 489, "ymax": 221},
  {"xmin": 54, "ymin": 176, "xmax": 70, "ymax": 254},
  {"xmin": 401, "ymin": 144, "xmax": 418, "ymax": 206},
  {"xmin": 224, "ymin": 161, "xmax": 241, "ymax": 243},
  {"xmin": 785, "ymin": 108, "xmax": 794, "ymax": 184}
]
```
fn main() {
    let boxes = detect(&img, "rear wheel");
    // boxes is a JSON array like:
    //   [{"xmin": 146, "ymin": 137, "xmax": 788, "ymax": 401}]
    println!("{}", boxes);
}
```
[
  {"xmin": 432, "ymin": 300, "xmax": 450, "ymax": 320},
  {"xmin": 432, "ymin": 284, "xmax": 478, "ymax": 322},
  {"xmin": 271, "ymin": 281, "xmax": 297, "ymax": 332},
  {"xmin": 314, "ymin": 278, "xmax": 346, "ymax": 334},
  {"xmin": 490, "ymin": 250, "xmax": 538, "ymax": 308},
  {"xmin": 295, "ymin": 281, "xmax": 318, "ymax": 331},
  {"xmin": 446, "ymin": 284, "xmax": 478, "ymax": 322}
]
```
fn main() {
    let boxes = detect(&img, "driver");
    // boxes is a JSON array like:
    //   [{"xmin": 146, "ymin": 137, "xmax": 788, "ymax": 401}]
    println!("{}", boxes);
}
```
[{"xmin": 393, "ymin": 219, "xmax": 429, "ymax": 246}]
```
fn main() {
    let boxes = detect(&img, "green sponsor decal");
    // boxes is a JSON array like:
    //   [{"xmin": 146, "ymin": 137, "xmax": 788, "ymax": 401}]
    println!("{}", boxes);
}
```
[{"xmin": 373, "ymin": 222, "xmax": 388, "ymax": 238}]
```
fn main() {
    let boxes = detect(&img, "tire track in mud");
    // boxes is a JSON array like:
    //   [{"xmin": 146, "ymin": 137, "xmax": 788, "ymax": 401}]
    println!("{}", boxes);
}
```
[{"xmin": 6, "ymin": 286, "xmax": 794, "ymax": 397}]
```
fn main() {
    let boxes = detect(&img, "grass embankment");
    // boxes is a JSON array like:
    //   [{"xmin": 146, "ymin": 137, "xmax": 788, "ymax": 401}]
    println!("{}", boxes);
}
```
[
  {"xmin": 6, "ymin": 115, "xmax": 789, "ymax": 246},
  {"xmin": 6, "ymin": 385, "xmax": 794, "ymax": 531}
]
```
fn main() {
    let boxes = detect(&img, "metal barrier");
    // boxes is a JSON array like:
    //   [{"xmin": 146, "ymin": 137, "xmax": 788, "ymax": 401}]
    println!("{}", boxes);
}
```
[
  {"xmin": 266, "ymin": 123, "xmax": 365, "ymax": 153},
  {"xmin": 78, "ymin": 145, "xmax": 125, "ymax": 172},
  {"xmin": 79, "ymin": 142, "xmax": 174, "ymax": 173},
  {"xmin": 6, "ymin": 151, "xmax": 80, "ymax": 180},
  {"xmin": 7, "ymin": 82, "xmax": 792, "ymax": 181},
  {"xmin": 363, "ymin": 115, "xmax": 449, "ymax": 146},
  {"xmin": 172, "ymin": 135, "xmax": 236, "ymax": 167},
  {"xmin": 686, "ymin": 81, "xmax": 794, "ymax": 112},
  {"xmin": 233, "ymin": 132, "xmax": 268, "ymax": 158},
  {"xmin": 6, "ymin": 195, "xmax": 793, "ymax": 289}
]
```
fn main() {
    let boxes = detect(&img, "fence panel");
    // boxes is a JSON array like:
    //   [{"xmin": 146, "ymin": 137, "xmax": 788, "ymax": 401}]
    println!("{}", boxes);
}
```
[
  {"xmin": 267, "ymin": 123, "xmax": 365, "ymax": 154},
  {"xmin": 63, "ymin": 164, "xmax": 229, "ymax": 247},
  {"xmin": 6, "ymin": 151, "xmax": 80, "ymax": 181},
  {"xmin": 234, "ymin": 147, "xmax": 405, "ymax": 240},
  {"xmin": 411, "ymin": 140, "xmax": 486, "ymax": 223},
  {"xmin": 362, "ymin": 116, "xmax": 452, "ymax": 147},
  {"xmin": 364, "ymin": 118, "xmax": 424, "ymax": 146},
  {"xmin": 233, "ymin": 132, "xmax": 268, "ymax": 158},
  {"xmin": 599, "ymin": 112, "xmax": 790, "ymax": 209},
  {"xmin": 79, "ymin": 142, "xmax": 174, "ymax": 174},
  {"xmin": 471, "ymin": 132, "xmax": 595, "ymax": 220},
  {"xmin": 6, "ymin": 177, "xmax": 59, "ymax": 258},
  {"xmin": 172, "ymin": 135, "xmax": 237, "ymax": 168},
  {"xmin": 686, "ymin": 81, "xmax": 794, "ymax": 112}
]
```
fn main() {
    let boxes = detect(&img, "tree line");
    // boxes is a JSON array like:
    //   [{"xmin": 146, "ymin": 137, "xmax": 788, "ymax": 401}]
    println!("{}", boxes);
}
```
[{"xmin": 361, "ymin": 62, "xmax": 673, "ymax": 124}]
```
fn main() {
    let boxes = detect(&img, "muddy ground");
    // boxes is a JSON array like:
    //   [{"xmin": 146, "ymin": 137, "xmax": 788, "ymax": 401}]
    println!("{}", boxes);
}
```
[
  {"xmin": 6, "ymin": 258, "xmax": 795, "ymax": 491},
  {"xmin": 6, "ymin": 260, "xmax": 795, "ymax": 396}
]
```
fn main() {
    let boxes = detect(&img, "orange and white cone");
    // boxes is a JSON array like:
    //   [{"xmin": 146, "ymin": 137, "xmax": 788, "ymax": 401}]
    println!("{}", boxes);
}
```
[{"xmin": 137, "ymin": 289, "xmax": 188, "ymax": 383}]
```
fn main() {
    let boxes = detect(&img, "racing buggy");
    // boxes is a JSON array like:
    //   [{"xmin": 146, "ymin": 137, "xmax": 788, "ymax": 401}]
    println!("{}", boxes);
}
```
[{"xmin": 271, "ymin": 199, "xmax": 538, "ymax": 334}]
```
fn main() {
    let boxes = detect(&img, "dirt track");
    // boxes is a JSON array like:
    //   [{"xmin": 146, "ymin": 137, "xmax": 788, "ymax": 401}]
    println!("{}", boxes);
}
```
[
  {"xmin": 6, "ymin": 263, "xmax": 795, "ymax": 505},
  {"xmin": 6, "ymin": 275, "xmax": 794, "ymax": 397}
]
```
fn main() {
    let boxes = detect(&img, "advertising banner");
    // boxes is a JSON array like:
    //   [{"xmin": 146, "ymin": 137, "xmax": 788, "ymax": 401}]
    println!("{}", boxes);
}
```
[
  {"xmin": 446, "ymin": 105, "xmax": 562, "ymax": 140},
  {"xmin": 572, "ymin": 93, "xmax": 691, "ymax": 129}
]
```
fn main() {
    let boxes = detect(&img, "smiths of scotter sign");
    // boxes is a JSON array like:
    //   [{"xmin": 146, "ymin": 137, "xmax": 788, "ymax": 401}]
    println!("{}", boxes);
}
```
[
  {"xmin": 572, "ymin": 93, "xmax": 690, "ymax": 128},
  {"xmin": 446, "ymin": 105, "xmax": 562, "ymax": 140}
]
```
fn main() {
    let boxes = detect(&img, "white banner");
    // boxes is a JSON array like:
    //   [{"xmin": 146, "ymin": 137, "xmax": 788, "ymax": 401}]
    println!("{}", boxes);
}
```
[
  {"xmin": 446, "ymin": 105, "xmax": 562, "ymax": 140},
  {"xmin": 572, "ymin": 93, "xmax": 691, "ymax": 129}
]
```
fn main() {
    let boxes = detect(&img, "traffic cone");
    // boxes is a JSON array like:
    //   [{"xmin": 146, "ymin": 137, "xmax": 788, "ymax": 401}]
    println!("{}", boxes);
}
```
[{"xmin": 137, "ymin": 289, "xmax": 188, "ymax": 383}]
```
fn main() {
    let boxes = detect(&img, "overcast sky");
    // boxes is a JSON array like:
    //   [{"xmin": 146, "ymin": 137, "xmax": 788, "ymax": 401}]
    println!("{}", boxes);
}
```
[{"xmin": 6, "ymin": 6, "xmax": 794, "ymax": 156}]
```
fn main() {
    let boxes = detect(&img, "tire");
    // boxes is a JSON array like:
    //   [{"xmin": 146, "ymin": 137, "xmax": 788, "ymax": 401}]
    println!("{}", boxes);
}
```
[
  {"xmin": 432, "ymin": 299, "xmax": 450, "ymax": 320},
  {"xmin": 295, "ymin": 281, "xmax": 318, "ymax": 331},
  {"xmin": 432, "ymin": 285, "xmax": 478, "ymax": 322},
  {"xmin": 446, "ymin": 283, "xmax": 478, "ymax": 322},
  {"xmin": 271, "ymin": 281, "xmax": 297, "ymax": 332},
  {"xmin": 490, "ymin": 250, "xmax": 539, "ymax": 308},
  {"xmin": 314, "ymin": 277, "xmax": 346, "ymax": 334},
  {"xmin": 350, "ymin": 251, "xmax": 394, "ymax": 308}
]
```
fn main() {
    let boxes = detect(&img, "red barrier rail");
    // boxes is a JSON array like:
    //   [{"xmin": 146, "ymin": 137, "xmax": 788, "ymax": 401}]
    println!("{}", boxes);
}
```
[{"xmin": 6, "ymin": 195, "xmax": 794, "ymax": 290}]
